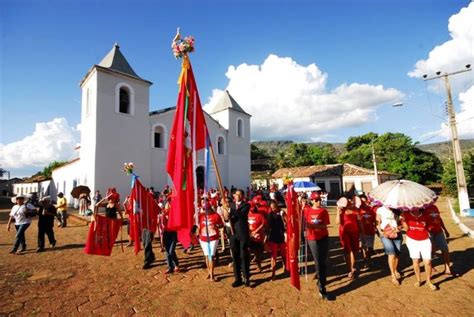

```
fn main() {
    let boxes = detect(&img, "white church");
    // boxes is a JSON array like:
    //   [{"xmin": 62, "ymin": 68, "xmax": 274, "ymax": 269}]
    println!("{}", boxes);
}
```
[{"xmin": 30, "ymin": 44, "xmax": 251, "ymax": 204}]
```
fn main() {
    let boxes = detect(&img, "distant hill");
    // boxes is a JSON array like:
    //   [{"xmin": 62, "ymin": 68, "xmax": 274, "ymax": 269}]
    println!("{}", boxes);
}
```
[
  {"xmin": 416, "ymin": 139, "xmax": 474, "ymax": 162},
  {"xmin": 252, "ymin": 139, "xmax": 474, "ymax": 161},
  {"xmin": 252, "ymin": 140, "xmax": 345, "ymax": 156}
]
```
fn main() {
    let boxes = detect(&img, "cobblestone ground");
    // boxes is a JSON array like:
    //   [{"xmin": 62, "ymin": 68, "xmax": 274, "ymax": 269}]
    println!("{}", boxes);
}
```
[{"xmin": 0, "ymin": 197, "xmax": 473, "ymax": 316}]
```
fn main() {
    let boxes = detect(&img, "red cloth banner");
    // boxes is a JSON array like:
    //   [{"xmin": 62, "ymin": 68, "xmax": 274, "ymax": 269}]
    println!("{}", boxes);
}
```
[
  {"xmin": 166, "ymin": 56, "xmax": 210, "ymax": 248},
  {"xmin": 285, "ymin": 183, "xmax": 301, "ymax": 290},
  {"xmin": 84, "ymin": 215, "xmax": 122, "ymax": 256},
  {"xmin": 128, "ymin": 177, "xmax": 159, "ymax": 255}
]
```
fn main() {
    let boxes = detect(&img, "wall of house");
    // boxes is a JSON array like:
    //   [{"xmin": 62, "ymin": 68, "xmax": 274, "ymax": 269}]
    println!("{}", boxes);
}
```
[{"xmin": 342, "ymin": 175, "xmax": 378, "ymax": 194}]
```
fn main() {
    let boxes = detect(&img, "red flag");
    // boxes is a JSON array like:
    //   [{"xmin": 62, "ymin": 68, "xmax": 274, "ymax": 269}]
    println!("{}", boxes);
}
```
[
  {"xmin": 285, "ymin": 183, "xmax": 301, "ymax": 290},
  {"xmin": 166, "ymin": 56, "xmax": 210, "ymax": 248},
  {"xmin": 84, "ymin": 215, "xmax": 122, "ymax": 256},
  {"xmin": 128, "ymin": 177, "xmax": 159, "ymax": 255}
]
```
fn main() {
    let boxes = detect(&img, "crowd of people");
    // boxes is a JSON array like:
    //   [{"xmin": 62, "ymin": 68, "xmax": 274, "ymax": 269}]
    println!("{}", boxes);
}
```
[{"xmin": 6, "ymin": 184, "xmax": 456, "ymax": 299}]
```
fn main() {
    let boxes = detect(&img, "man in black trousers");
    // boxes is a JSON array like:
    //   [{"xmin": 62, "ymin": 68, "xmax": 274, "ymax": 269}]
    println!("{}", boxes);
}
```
[{"xmin": 224, "ymin": 189, "xmax": 251, "ymax": 287}]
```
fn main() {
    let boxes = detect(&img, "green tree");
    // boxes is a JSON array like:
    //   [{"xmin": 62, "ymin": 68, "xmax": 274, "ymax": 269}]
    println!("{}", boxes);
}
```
[
  {"xmin": 339, "ymin": 132, "xmax": 442, "ymax": 184},
  {"xmin": 307, "ymin": 144, "xmax": 337, "ymax": 165},
  {"xmin": 442, "ymin": 150, "xmax": 474, "ymax": 196},
  {"xmin": 41, "ymin": 161, "xmax": 68, "ymax": 178}
]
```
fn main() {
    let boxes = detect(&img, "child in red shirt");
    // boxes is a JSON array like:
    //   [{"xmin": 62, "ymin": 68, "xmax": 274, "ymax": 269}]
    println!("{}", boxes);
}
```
[
  {"xmin": 424, "ymin": 204, "xmax": 455, "ymax": 276},
  {"xmin": 359, "ymin": 195, "xmax": 377, "ymax": 268},
  {"xmin": 248, "ymin": 205, "xmax": 266, "ymax": 272}
]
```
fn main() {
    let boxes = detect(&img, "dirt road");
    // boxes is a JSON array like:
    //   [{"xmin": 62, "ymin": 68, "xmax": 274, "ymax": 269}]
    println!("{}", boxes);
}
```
[{"xmin": 0, "ymin": 197, "xmax": 472, "ymax": 316}]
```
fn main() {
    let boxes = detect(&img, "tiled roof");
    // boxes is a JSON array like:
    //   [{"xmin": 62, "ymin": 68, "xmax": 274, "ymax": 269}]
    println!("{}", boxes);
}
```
[
  {"xmin": 272, "ymin": 164, "xmax": 342, "ymax": 178},
  {"xmin": 272, "ymin": 163, "xmax": 398, "ymax": 178},
  {"xmin": 342, "ymin": 163, "xmax": 399, "ymax": 176}
]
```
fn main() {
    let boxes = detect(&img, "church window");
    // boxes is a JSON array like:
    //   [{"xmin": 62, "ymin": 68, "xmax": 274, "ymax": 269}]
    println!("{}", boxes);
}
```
[
  {"xmin": 119, "ymin": 87, "xmax": 130, "ymax": 114},
  {"xmin": 153, "ymin": 124, "xmax": 166, "ymax": 149},
  {"xmin": 217, "ymin": 136, "xmax": 225, "ymax": 155},
  {"xmin": 237, "ymin": 118, "xmax": 244, "ymax": 138}
]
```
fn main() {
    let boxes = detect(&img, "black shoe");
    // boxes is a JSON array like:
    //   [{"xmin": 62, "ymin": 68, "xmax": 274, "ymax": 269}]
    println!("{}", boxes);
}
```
[
  {"xmin": 9, "ymin": 249, "xmax": 16, "ymax": 254},
  {"xmin": 50, "ymin": 241, "xmax": 56, "ymax": 248},
  {"xmin": 231, "ymin": 280, "xmax": 243, "ymax": 287},
  {"xmin": 142, "ymin": 262, "xmax": 152, "ymax": 270},
  {"xmin": 318, "ymin": 291, "xmax": 328, "ymax": 300},
  {"xmin": 244, "ymin": 279, "xmax": 251, "ymax": 287},
  {"xmin": 36, "ymin": 248, "xmax": 45, "ymax": 253}
]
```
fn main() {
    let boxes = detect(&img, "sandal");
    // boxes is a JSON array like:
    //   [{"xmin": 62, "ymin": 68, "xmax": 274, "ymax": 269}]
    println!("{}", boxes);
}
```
[
  {"xmin": 395, "ymin": 272, "xmax": 401, "ymax": 279},
  {"xmin": 391, "ymin": 278, "xmax": 400, "ymax": 286},
  {"xmin": 414, "ymin": 281, "xmax": 421, "ymax": 287},
  {"xmin": 348, "ymin": 272, "xmax": 354, "ymax": 280},
  {"xmin": 427, "ymin": 282, "xmax": 437, "ymax": 291}
]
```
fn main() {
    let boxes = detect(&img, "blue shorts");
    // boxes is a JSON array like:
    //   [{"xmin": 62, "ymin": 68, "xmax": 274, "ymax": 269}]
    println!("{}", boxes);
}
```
[
  {"xmin": 380, "ymin": 234, "xmax": 402, "ymax": 256},
  {"xmin": 430, "ymin": 231, "xmax": 448, "ymax": 252}
]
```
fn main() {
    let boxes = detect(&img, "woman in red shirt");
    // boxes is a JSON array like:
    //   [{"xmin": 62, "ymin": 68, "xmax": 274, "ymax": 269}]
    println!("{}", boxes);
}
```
[
  {"xmin": 248, "ymin": 204, "xmax": 266, "ymax": 272},
  {"xmin": 304, "ymin": 192, "xmax": 331, "ymax": 299},
  {"xmin": 336, "ymin": 196, "xmax": 361, "ymax": 280},
  {"xmin": 198, "ymin": 200, "xmax": 224, "ymax": 281},
  {"xmin": 359, "ymin": 195, "xmax": 377, "ymax": 268},
  {"xmin": 401, "ymin": 209, "xmax": 437, "ymax": 291}
]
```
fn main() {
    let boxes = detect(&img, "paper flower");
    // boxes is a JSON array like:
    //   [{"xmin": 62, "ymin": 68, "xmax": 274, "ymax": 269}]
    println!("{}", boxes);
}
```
[
  {"xmin": 283, "ymin": 174, "xmax": 293, "ymax": 186},
  {"xmin": 123, "ymin": 162, "xmax": 134, "ymax": 174},
  {"xmin": 171, "ymin": 33, "xmax": 195, "ymax": 59}
]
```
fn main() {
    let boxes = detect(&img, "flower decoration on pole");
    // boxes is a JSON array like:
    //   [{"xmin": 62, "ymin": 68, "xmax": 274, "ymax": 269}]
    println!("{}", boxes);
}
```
[
  {"xmin": 123, "ymin": 162, "xmax": 134, "ymax": 175},
  {"xmin": 171, "ymin": 27, "xmax": 195, "ymax": 59},
  {"xmin": 283, "ymin": 173, "xmax": 294, "ymax": 186}
]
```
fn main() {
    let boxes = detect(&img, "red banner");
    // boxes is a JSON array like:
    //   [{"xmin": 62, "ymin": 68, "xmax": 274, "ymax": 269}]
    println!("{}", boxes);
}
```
[
  {"xmin": 84, "ymin": 215, "xmax": 122, "ymax": 256},
  {"xmin": 166, "ymin": 56, "xmax": 210, "ymax": 248},
  {"xmin": 285, "ymin": 183, "xmax": 301, "ymax": 290},
  {"xmin": 128, "ymin": 177, "xmax": 159, "ymax": 255}
]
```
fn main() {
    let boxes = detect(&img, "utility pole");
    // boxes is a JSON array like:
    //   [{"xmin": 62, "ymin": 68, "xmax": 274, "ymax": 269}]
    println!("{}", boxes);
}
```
[
  {"xmin": 371, "ymin": 140, "xmax": 379, "ymax": 186},
  {"xmin": 423, "ymin": 65, "xmax": 471, "ymax": 214}
]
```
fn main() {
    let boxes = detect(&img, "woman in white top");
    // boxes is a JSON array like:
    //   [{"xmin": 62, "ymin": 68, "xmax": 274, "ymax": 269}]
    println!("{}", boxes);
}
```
[
  {"xmin": 7, "ymin": 195, "xmax": 33, "ymax": 254},
  {"xmin": 376, "ymin": 205, "xmax": 403, "ymax": 286}
]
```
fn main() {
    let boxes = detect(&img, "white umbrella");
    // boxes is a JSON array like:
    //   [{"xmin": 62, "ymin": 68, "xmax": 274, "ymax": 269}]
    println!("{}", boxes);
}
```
[{"xmin": 368, "ymin": 179, "xmax": 437, "ymax": 210}]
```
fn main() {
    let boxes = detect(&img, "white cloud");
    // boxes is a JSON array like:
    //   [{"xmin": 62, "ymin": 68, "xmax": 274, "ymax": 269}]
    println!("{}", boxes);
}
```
[
  {"xmin": 409, "ymin": 3, "xmax": 474, "ymax": 140},
  {"xmin": 0, "ymin": 118, "xmax": 79, "ymax": 169},
  {"xmin": 205, "ymin": 54, "xmax": 402, "ymax": 141}
]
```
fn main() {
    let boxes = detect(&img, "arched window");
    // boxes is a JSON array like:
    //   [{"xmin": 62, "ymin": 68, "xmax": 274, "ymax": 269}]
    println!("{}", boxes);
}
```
[
  {"xmin": 154, "ymin": 126, "xmax": 164, "ymax": 148},
  {"xmin": 115, "ymin": 82, "xmax": 135, "ymax": 115},
  {"xmin": 119, "ymin": 87, "xmax": 130, "ymax": 114},
  {"xmin": 217, "ymin": 136, "xmax": 225, "ymax": 155},
  {"xmin": 237, "ymin": 118, "xmax": 244, "ymax": 138},
  {"xmin": 151, "ymin": 123, "xmax": 167, "ymax": 149}
]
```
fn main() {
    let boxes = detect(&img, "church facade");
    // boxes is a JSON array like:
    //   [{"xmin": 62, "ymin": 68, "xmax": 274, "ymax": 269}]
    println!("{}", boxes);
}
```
[{"xmin": 49, "ymin": 44, "xmax": 251, "ymax": 204}]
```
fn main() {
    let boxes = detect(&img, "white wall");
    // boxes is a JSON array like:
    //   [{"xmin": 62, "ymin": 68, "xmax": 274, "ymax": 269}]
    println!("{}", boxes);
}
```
[
  {"xmin": 91, "ymin": 70, "xmax": 152, "ymax": 201},
  {"xmin": 51, "ymin": 161, "xmax": 81, "ymax": 206}
]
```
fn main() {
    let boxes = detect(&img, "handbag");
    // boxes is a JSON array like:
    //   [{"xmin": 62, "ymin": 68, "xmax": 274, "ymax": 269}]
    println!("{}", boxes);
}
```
[{"xmin": 383, "ymin": 224, "xmax": 398, "ymax": 239}]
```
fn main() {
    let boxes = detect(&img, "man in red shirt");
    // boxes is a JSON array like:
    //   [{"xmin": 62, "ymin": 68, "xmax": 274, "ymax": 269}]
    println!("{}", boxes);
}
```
[
  {"xmin": 424, "ymin": 204, "xmax": 455, "ymax": 276},
  {"xmin": 359, "ymin": 195, "xmax": 377, "ymax": 268},
  {"xmin": 248, "ymin": 204, "xmax": 266, "ymax": 272}
]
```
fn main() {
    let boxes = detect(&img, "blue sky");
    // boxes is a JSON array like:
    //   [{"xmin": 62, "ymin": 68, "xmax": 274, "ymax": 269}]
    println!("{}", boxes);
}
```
[{"xmin": 1, "ymin": 0, "xmax": 473, "ymax": 177}]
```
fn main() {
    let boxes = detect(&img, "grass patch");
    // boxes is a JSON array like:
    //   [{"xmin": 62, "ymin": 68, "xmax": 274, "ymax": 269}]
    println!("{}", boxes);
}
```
[{"xmin": 17, "ymin": 271, "xmax": 32, "ymax": 280}]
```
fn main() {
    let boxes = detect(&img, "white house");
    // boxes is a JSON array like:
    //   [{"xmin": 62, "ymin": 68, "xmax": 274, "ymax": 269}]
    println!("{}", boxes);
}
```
[{"xmin": 46, "ymin": 43, "xmax": 251, "ymax": 205}]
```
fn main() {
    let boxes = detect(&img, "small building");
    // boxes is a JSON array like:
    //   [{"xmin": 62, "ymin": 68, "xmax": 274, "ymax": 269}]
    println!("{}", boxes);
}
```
[
  {"xmin": 12, "ymin": 175, "xmax": 52, "ymax": 198},
  {"xmin": 0, "ymin": 177, "xmax": 23, "ymax": 196},
  {"xmin": 271, "ymin": 163, "xmax": 399, "ymax": 200}
]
